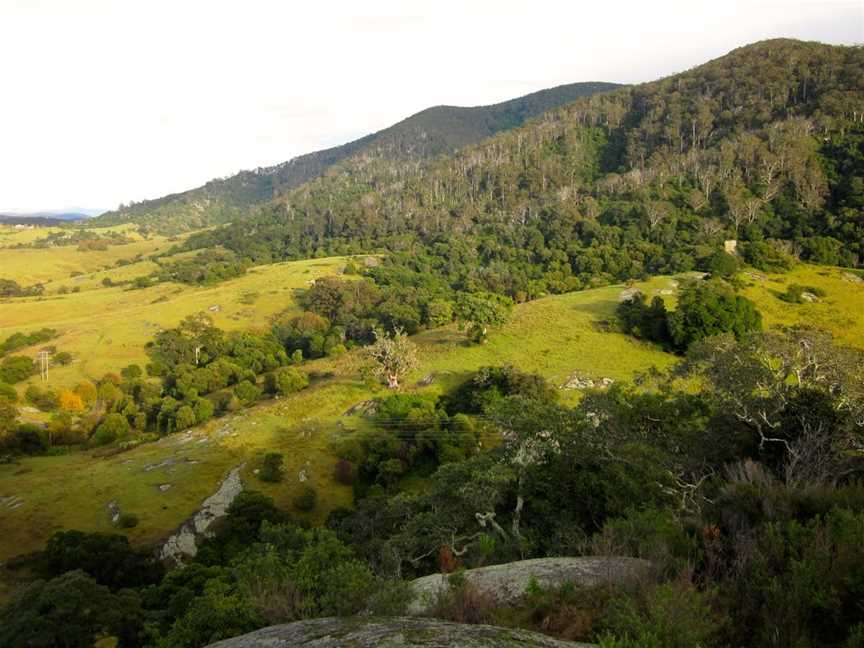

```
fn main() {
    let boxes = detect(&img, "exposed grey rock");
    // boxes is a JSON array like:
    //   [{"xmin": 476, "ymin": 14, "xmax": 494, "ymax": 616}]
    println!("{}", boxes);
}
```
[
  {"xmin": 144, "ymin": 457, "xmax": 178, "ymax": 472},
  {"xmin": 561, "ymin": 373, "xmax": 614, "ymax": 390},
  {"xmin": 206, "ymin": 617, "xmax": 593, "ymax": 648},
  {"xmin": 158, "ymin": 484, "xmax": 172, "ymax": 492},
  {"xmin": 800, "ymin": 291, "xmax": 819, "ymax": 303},
  {"xmin": 0, "ymin": 495, "xmax": 24, "ymax": 510},
  {"xmin": 842, "ymin": 272, "xmax": 863, "ymax": 284},
  {"xmin": 160, "ymin": 465, "xmax": 244, "ymax": 565},
  {"xmin": 416, "ymin": 373, "xmax": 436, "ymax": 387},
  {"xmin": 618, "ymin": 287, "xmax": 640, "ymax": 302},
  {"xmin": 408, "ymin": 556, "xmax": 652, "ymax": 616},
  {"xmin": 106, "ymin": 500, "xmax": 121, "ymax": 525},
  {"xmin": 345, "ymin": 399, "xmax": 378, "ymax": 416}
]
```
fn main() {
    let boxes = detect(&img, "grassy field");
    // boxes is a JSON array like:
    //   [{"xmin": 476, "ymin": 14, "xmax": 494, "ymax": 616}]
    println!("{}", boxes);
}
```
[
  {"xmin": 0, "ymin": 224, "xmax": 180, "ymax": 287},
  {"xmin": 0, "ymin": 258, "xmax": 348, "ymax": 395},
  {"xmin": 0, "ymin": 262, "xmax": 860, "ymax": 586},
  {"xmin": 739, "ymin": 264, "xmax": 864, "ymax": 349},
  {"xmin": 0, "ymin": 274, "xmax": 680, "ymax": 568}
]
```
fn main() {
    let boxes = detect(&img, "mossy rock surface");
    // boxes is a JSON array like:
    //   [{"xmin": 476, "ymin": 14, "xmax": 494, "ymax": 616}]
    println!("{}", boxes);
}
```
[
  {"xmin": 206, "ymin": 616, "xmax": 595, "ymax": 647},
  {"xmin": 408, "ymin": 556, "xmax": 653, "ymax": 615}
]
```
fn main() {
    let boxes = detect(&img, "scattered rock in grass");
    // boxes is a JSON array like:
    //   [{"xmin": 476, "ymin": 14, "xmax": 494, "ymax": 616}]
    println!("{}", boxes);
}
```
[
  {"xmin": 800, "ymin": 292, "xmax": 819, "ymax": 303},
  {"xmin": 144, "ymin": 457, "xmax": 177, "ymax": 472},
  {"xmin": 298, "ymin": 468, "xmax": 308, "ymax": 483},
  {"xmin": 561, "ymin": 373, "xmax": 614, "ymax": 390},
  {"xmin": 160, "ymin": 464, "xmax": 244, "ymax": 565},
  {"xmin": 158, "ymin": 484, "xmax": 172, "ymax": 492},
  {"xmin": 107, "ymin": 500, "xmax": 122, "ymax": 525},
  {"xmin": 416, "ymin": 373, "xmax": 436, "ymax": 387},
  {"xmin": 208, "ymin": 304, "xmax": 221, "ymax": 312},
  {"xmin": 618, "ymin": 287, "xmax": 640, "ymax": 302},
  {"xmin": 842, "ymin": 272, "xmax": 863, "ymax": 284},
  {"xmin": 0, "ymin": 495, "xmax": 24, "ymax": 510},
  {"xmin": 345, "ymin": 399, "xmax": 378, "ymax": 416},
  {"xmin": 744, "ymin": 271, "xmax": 767, "ymax": 282}
]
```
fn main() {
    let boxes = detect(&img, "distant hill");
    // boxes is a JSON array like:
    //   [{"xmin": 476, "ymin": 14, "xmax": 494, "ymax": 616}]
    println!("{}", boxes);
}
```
[
  {"xmin": 90, "ymin": 81, "xmax": 619, "ymax": 233},
  {"xmin": 191, "ymin": 39, "xmax": 864, "ymax": 283},
  {"xmin": 0, "ymin": 210, "xmax": 94, "ymax": 225}
]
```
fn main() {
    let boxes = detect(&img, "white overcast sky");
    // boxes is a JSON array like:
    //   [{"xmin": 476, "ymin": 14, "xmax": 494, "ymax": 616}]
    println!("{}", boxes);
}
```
[{"xmin": 0, "ymin": 0, "xmax": 861, "ymax": 213}]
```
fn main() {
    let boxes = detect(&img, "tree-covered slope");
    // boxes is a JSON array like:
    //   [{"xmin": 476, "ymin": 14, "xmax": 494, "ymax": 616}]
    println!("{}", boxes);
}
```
[
  {"xmin": 189, "ymin": 39, "xmax": 863, "ymax": 297},
  {"xmin": 91, "ymin": 82, "xmax": 618, "ymax": 234}
]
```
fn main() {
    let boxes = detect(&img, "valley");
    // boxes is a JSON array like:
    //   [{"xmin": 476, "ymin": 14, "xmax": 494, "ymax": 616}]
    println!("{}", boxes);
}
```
[{"xmin": 1, "ymin": 33, "xmax": 863, "ymax": 648}]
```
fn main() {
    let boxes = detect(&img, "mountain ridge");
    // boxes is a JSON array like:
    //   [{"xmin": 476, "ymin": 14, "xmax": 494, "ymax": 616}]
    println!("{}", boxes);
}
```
[{"xmin": 91, "ymin": 81, "xmax": 619, "ymax": 233}]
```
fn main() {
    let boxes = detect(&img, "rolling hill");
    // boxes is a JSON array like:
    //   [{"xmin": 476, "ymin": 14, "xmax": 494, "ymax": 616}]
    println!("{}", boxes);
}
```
[{"xmin": 90, "ymin": 81, "xmax": 619, "ymax": 234}]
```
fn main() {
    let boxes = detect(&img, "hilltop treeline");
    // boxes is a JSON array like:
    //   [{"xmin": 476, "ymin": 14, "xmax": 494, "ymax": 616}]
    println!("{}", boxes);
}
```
[
  {"xmin": 91, "ymin": 83, "xmax": 617, "ymax": 234},
  {"xmin": 185, "ymin": 40, "xmax": 862, "ymax": 304}
]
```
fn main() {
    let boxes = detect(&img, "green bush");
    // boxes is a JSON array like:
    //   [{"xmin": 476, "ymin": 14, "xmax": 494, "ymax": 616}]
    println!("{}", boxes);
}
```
[
  {"xmin": 705, "ymin": 250, "xmax": 741, "ymax": 278},
  {"xmin": 259, "ymin": 452, "xmax": 284, "ymax": 483},
  {"xmin": 92, "ymin": 413, "xmax": 130, "ymax": 446},
  {"xmin": 742, "ymin": 241, "xmax": 794, "ymax": 272},
  {"xmin": 0, "ymin": 382, "xmax": 17, "ymax": 403},
  {"xmin": 778, "ymin": 284, "xmax": 827, "ymax": 304},
  {"xmin": 118, "ymin": 512, "xmax": 139, "ymax": 528},
  {"xmin": 598, "ymin": 582, "xmax": 721, "ymax": 648},
  {"xmin": 25, "ymin": 385, "xmax": 60, "ymax": 412},
  {"xmin": 0, "ymin": 355, "xmax": 36, "ymax": 384},
  {"xmin": 266, "ymin": 367, "xmax": 309, "ymax": 396},
  {"xmin": 234, "ymin": 379, "xmax": 262, "ymax": 403},
  {"xmin": 593, "ymin": 508, "xmax": 696, "ymax": 576},
  {"xmin": 667, "ymin": 280, "xmax": 762, "ymax": 351},
  {"xmin": 293, "ymin": 486, "xmax": 318, "ymax": 512}
]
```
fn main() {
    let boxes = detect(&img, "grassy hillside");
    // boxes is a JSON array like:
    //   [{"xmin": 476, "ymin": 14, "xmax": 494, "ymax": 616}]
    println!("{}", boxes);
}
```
[
  {"xmin": 0, "ymin": 257, "xmax": 348, "ymax": 396},
  {"xmin": 90, "ymin": 82, "xmax": 618, "ymax": 234},
  {"xmin": 739, "ymin": 264, "xmax": 864, "ymax": 348},
  {"xmin": 0, "ymin": 224, "xmax": 179, "ymax": 287},
  {"xmin": 0, "ymin": 275, "xmax": 676, "ymax": 566},
  {"xmin": 2, "ymin": 263, "xmax": 859, "ymax": 569},
  {"xmin": 192, "ymin": 40, "xmax": 863, "ymax": 298}
]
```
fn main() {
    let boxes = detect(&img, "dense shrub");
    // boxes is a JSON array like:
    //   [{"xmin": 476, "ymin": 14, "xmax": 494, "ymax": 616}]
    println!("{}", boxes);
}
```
[
  {"xmin": 0, "ymin": 355, "xmax": 36, "ymax": 384},
  {"xmin": 259, "ymin": 452, "xmax": 284, "ymax": 483},
  {"xmin": 25, "ymin": 385, "xmax": 60, "ymax": 411},
  {"xmin": 705, "ymin": 250, "xmax": 741, "ymax": 278},
  {"xmin": 266, "ymin": 367, "xmax": 309, "ymax": 396},
  {"xmin": 40, "ymin": 530, "xmax": 161, "ymax": 589},
  {"xmin": 616, "ymin": 292, "xmax": 670, "ymax": 346},
  {"xmin": 742, "ymin": 241, "xmax": 794, "ymax": 272},
  {"xmin": 334, "ymin": 459, "xmax": 357, "ymax": 485},
  {"xmin": 92, "ymin": 413, "xmax": 130, "ymax": 446},
  {"xmin": 0, "ymin": 570, "xmax": 144, "ymax": 648},
  {"xmin": 778, "ymin": 283, "xmax": 827, "ymax": 303},
  {"xmin": 293, "ymin": 486, "xmax": 318, "ymax": 513},
  {"xmin": 667, "ymin": 280, "xmax": 762, "ymax": 351}
]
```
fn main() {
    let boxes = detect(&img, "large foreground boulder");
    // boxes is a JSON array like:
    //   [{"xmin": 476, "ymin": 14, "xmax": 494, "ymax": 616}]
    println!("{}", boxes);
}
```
[
  {"xmin": 409, "ymin": 556, "xmax": 652, "ymax": 615},
  {"xmin": 206, "ymin": 617, "xmax": 594, "ymax": 647}
]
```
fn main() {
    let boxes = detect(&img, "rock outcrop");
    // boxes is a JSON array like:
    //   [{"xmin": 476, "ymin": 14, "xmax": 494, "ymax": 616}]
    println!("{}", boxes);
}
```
[
  {"xmin": 160, "ymin": 465, "xmax": 244, "ymax": 564},
  {"xmin": 206, "ymin": 617, "xmax": 594, "ymax": 647},
  {"xmin": 408, "ymin": 556, "xmax": 652, "ymax": 615}
]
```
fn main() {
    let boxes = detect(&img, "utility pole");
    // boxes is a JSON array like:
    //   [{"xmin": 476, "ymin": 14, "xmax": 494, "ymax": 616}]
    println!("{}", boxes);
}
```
[{"xmin": 37, "ymin": 350, "xmax": 50, "ymax": 381}]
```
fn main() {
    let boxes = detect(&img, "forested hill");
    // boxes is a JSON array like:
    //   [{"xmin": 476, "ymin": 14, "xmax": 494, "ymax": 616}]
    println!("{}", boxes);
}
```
[
  {"xmin": 91, "ymin": 81, "xmax": 618, "ymax": 234},
  {"xmin": 186, "ymin": 39, "xmax": 864, "ymax": 295}
]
